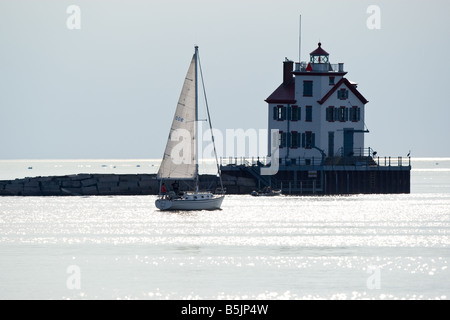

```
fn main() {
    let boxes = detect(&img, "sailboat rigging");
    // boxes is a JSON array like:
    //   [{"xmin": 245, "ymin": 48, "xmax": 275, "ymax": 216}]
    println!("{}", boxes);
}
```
[{"xmin": 155, "ymin": 46, "xmax": 225, "ymax": 211}]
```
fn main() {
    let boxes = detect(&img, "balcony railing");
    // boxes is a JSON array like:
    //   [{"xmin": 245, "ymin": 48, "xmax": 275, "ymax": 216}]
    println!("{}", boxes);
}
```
[{"xmin": 295, "ymin": 61, "xmax": 344, "ymax": 73}]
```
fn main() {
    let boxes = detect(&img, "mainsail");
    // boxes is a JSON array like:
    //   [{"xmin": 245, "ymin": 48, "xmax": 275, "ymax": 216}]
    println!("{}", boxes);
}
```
[{"xmin": 157, "ymin": 55, "xmax": 197, "ymax": 180}]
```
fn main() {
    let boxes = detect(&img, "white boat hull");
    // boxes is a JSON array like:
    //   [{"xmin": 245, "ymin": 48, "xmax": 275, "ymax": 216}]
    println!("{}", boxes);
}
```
[
  {"xmin": 155, "ymin": 195, "xmax": 224, "ymax": 211},
  {"xmin": 251, "ymin": 190, "xmax": 282, "ymax": 197}
]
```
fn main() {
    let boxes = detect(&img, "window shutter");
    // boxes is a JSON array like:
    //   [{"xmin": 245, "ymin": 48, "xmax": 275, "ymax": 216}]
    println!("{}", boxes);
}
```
[
  {"xmin": 357, "ymin": 108, "xmax": 361, "ymax": 121},
  {"xmin": 329, "ymin": 107, "xmax": 334, "ymax": 122},
  {"xmin": 287, "ymin": 132, "xmax": 291, "ymax": 148},
  {"xmin": 291, "ymin": 106, "xmax": 298, "ymax": 121},
  {"xmin": 312, "ymin": 133, "xmax": 316, "ymax": 148},
  {"xmin": 301, "ymin": 133, "xmax": 306, "ymax": 148},
  {"xmin": 287, "ymin": 106, "xmax": 291, "ymax": 121},
  {"xmin": 345, "ymin": 108, "xmax": 349, "ymax": 121},
  {"xmin": 282, "ymin": 132, "xmax": 287, "ymax": 148},
  {"xmin": 273, "ymin": 106, "xmax": 277, "ymax": 120},
  {"xmin": 281, "ymin": 106, "xmax": 286, "ymax": 120}
]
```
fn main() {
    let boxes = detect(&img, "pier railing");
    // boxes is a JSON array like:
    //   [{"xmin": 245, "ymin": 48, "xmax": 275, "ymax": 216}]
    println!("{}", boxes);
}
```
[
  {"xmin": 336, "ymin": 147, "xmax": 374, "ymax": 158},
  {"xmin": 372, "ymin": 156, "xmax": 411, "ymax": 168},
  {"xmin": 220, "ymin": 154, "xmax": 411, "ymax": 169}
]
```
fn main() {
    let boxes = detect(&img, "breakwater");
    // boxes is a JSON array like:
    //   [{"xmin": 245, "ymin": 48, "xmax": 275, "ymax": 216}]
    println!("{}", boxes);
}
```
[
  {"xmin": 0, "ymin": 173, "xmax": 256, "ymax": 196},
  {"xmin": 0, "ymin": 174, "xmax": 157, "ymax": 196},
  {"xmin": 0, "ymin": 161, "xmax": 411, "ymax": 196}
]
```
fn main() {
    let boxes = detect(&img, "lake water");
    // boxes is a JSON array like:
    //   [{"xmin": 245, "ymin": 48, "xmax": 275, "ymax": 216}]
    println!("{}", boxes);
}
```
[{"xmin": 0, "ymin": 158, "xmax": 449, "ymax": 300}]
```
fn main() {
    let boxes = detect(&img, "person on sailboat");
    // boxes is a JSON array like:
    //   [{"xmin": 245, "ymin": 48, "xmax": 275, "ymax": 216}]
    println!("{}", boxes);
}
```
[
  {"xmin": 161, "ymin": 183, "xmax": 167, "ymax": 198},
  {"xmin": 172, "ymin": 181, "xmax": 180, "ymax": 196}
]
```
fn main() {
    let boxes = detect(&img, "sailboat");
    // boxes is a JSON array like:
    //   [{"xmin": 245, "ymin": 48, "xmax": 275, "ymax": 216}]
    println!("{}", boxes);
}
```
[{"xmin": 155, "ymin": 46, "xmax": 225, "ymax": 211}]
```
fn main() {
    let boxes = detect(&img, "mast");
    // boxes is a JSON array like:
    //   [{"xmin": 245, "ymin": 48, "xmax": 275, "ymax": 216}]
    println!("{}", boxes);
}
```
[
  {"xmin": 194, "ymin": 46, "xmax": 199, "ymax": 192},
  {"xmin": 299, "ymin": 14, "xmax": 302, "ymax": 63},
  {"xmin": 197, "ymin": 49, "xmax": 225, "ymax": 193}
]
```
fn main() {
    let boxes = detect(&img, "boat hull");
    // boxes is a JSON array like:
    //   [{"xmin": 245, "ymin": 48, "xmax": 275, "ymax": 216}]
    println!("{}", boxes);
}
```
[
  {"xmin": 155, "ymin": 195, "xmax": 225, "ymax": 211},
  {"xmin": 251, "ymin": 190, "xmax": 282, "ymax": 197}
]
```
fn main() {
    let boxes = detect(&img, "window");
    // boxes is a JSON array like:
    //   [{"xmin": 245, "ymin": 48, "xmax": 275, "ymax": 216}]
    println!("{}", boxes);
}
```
[
  {"xmin": 305, "ymin": 106, "xmax": 312, "ymax": 122},
  {"xmin": 290, "ymin": 131, "xmax": 300, "ymax": 148},
  {"xmin": 303, "ymin": 81, "xmax": 313, "ymax": 97},
  {"xmin": 326, "ymin": 106, "xmax": 335, "ymax": 122},
  {"xmin": 338, "ymin": 106, "xmax": 348, "ymax": 122},
  {"xmin": 302, "ymin": 131, "xmax": 315, "ymax": 149},
  {"xmin": 337, "ymin": 88, "xmax": 349, "ymax": 100},
  {"xmin": 329, "ymin": 77, "xmax": 335, "ymax": 85},
  {"xmin": 273, "ymin": 105, "xmax": 286, "ymax": 121},
  {"xmin": 291, "ymin": 105, "xmax": 300, "ymax": 121},
  {"xmin": 350, "ymin": 106, "xmax": 361, "ymax": 122}
]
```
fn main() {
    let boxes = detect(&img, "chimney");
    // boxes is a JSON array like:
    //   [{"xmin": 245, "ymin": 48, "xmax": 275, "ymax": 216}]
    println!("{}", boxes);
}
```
[
  {"xmin": 338, "ymin": 63, "xmax": 344, "ymax": 72},
  {"xmin": 283, "ymin": 59, "xmax": 294, "ymax": 86}
]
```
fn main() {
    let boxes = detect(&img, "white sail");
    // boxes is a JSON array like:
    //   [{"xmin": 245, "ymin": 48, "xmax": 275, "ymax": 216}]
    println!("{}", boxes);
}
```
[{"xmin": 157, "ymin": 55, "xmax": 197, "ymax": 180}]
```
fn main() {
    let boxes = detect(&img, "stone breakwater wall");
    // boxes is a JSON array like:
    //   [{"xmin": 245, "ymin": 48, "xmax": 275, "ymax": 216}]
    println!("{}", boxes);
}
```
[
  {"xmin": 0, "ymin": 174, "xmax": 159, "ymax": 196},
  {"xmin": 0, "ymin": 174, "xmax": 257, "ymax": 196}
]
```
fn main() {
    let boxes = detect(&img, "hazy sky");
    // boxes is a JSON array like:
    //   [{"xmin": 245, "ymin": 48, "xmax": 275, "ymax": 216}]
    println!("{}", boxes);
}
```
[{"xmin": 1, "ymin": 0, "xmax": 449, "ymax": 159}]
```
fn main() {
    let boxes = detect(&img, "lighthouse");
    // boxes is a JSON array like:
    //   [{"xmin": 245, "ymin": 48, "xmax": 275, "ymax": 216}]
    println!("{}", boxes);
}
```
[
  {"xmin": 220, "ymin": 40, "xmax": 410, "ymax": 195},
  {"xmin": 266, "ymin": 42, "xmax": 369, "ymax": 164}
]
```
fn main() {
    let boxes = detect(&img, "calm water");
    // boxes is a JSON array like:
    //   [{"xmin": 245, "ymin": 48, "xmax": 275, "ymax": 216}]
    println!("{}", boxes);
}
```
[{"xmin": 0, "ymin": 158, "xmax": 449, "ymax": 300}]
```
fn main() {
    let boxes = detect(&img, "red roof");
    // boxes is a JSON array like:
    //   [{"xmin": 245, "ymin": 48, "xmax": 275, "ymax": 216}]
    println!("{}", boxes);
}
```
[
  {"xmin": 318, "ymin": 78, "xmax": 369, "ymax": 105},
  {"xmin": 265, "ymin": 80, "xmax": 296, "ymax": 104},
  {"xmin": 310, "ymin": 42, "xmax": 329, "ymax": 56}
]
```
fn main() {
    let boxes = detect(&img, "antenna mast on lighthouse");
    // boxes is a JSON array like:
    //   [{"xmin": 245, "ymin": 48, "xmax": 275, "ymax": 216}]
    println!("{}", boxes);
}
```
[{"xmin": 298, "ymin": 14, "xmax": 302, "ymax": 63}]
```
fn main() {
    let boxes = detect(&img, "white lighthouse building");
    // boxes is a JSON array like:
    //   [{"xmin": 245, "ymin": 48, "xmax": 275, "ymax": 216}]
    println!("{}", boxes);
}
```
[{"xmin": 266, "ymin": 42, "xmax": 369, "ymax": 165}]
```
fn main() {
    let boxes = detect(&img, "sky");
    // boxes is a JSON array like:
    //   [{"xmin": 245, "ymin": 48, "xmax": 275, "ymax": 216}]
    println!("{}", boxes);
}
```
[{"xmin": 1, "ymin": 0, "xmax": 449, "ymax": 159}]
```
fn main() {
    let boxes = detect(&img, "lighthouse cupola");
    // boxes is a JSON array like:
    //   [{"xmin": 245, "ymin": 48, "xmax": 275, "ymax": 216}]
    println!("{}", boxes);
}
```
[
  {"xmin": 307, "ymin": 42, "xmax": 332, "ymax": 72},
  {"xmin": 310, "ymin": 42, "xmax": 329, "ymax": 64}
]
